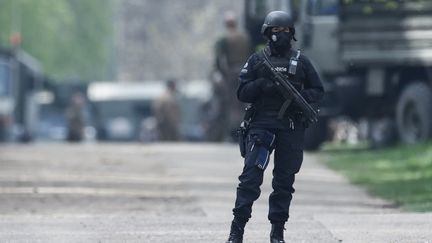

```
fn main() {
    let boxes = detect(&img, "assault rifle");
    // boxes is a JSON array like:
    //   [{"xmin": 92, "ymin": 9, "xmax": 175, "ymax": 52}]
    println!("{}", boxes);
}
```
[{"xmin": 260, "ymin": 50, "xmax": 319, "ymax": 124}]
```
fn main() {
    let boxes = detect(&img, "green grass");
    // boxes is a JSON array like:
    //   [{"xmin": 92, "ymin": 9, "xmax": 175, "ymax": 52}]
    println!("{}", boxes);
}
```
[{"xmin": 323, "ymin": 143, "xmax": 432, "ymax": 212}]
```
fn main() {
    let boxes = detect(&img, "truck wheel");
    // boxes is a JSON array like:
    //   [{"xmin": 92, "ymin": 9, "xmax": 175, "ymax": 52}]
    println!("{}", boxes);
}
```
[
  {"xmin": 396, "ymin": 82, "xmax": 432, "ymax": 144},
  {"xmin": 304, "ymin": 117, "xmax": 328, "ymax": 151}
]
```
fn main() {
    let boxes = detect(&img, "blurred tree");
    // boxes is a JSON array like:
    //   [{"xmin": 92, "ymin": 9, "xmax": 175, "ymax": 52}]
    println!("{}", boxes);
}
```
[{"xmin": 0, "ymin": 0, "xmax": 114, "ymax": 81}]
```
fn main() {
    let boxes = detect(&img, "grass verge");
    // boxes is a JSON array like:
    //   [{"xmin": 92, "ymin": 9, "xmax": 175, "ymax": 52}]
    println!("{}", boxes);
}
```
[{"xmin": 323, "ymin": 143, "xmax": 432, "ymax": 212}]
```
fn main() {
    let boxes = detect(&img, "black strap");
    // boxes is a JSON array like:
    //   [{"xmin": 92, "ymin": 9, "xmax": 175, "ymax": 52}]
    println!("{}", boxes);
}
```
[{"xmin": 277, "ymin": 99, "xmax": 292, "ymax": 120}]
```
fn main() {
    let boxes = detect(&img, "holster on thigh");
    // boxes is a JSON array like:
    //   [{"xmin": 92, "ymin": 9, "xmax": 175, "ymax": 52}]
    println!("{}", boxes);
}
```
[{"xmin": 246, "ymin": 129, "xmax": 276, "ymax": 170}]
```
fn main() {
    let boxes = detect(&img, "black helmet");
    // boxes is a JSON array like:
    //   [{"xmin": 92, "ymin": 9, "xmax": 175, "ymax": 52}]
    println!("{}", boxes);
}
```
[{"xmin": 261, "ymin": 11, "xmax": 295, "ymax": 36}]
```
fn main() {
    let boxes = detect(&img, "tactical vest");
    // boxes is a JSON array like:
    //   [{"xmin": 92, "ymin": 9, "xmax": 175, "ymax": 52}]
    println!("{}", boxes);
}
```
[{"xmin": 254, "ymin": 47, "xmax": 306, "ymax": 118}]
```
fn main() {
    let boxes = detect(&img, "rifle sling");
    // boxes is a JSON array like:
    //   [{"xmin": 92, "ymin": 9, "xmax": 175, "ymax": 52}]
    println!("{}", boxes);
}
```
[{"xmin": 277, "ymin": 98, "xmax": 292, "ymax": 120}]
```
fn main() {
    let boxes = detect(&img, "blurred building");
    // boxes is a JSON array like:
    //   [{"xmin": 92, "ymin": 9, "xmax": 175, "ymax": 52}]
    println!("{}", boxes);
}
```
[{"xmin": 115, "ymin": 0, "xmax": 243, "ymax": 81}]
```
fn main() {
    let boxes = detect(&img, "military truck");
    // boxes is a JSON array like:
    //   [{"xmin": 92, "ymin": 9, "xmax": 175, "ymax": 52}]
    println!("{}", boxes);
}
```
[
  {"xmin": 0, "ymin": 47, "xmax": 44, "ymax": 142},
  {"xmin": 245, "ymin": 0, "xmax": 432, "ymax": 148}
]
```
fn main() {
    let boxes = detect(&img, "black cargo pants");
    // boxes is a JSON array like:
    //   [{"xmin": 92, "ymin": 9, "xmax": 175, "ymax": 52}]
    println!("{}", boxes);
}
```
[{"xmin": 232, "ymin": 127, "xmax": 304, "ymax": 223}]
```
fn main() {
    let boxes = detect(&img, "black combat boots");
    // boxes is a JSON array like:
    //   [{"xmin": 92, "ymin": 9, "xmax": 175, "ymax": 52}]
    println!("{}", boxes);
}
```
[
  {"xmin": 270, "ymin": 222, "xmax": 286, "ymax": 243},
  {"xmin": 226, "ymin": 218, "xmax": 246, "ymax": 243}
]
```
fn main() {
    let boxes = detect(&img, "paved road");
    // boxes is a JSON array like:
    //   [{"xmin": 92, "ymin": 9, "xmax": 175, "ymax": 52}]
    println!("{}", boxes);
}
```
[{"xmin": 0, "ymin": 143, "xmax": 431, "ymax": 242}]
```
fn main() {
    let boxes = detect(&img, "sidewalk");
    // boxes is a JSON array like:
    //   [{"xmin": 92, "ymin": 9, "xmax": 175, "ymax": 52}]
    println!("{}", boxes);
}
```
[{"xmin": 0, "ymin": 143, "xmax": 431, "ymax": 242}]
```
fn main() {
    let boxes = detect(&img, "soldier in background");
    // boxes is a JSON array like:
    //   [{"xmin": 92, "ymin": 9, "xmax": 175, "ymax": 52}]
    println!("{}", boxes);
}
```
[
  {"xmin": 211, "ymin": 11, "xmax": 251, "ymax": 141},
  {"xmin": 153, "ymin": 78, "xmax": 180, "ymax": 141},
  {"xmin": 66, "ymin": 92, "xmax": 86, "ymax": 142}
]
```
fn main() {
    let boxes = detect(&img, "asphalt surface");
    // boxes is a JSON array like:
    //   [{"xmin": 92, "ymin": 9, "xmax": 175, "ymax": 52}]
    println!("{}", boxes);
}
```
[{"xmin": 0, "ymin": 143, "xmax": 431, "ymax": 243}]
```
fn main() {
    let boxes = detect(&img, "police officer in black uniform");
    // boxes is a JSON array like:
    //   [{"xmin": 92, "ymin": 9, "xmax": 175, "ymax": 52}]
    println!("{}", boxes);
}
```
[{"xmin": 226, "ymin": 11, "xmax": 324, "ymax": 243}]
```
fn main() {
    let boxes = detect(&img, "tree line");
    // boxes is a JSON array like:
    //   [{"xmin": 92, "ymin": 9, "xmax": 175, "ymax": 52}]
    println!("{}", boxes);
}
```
[{"xmin": 0, "ymin": 0, "xmax": 114, "ymax": 82}]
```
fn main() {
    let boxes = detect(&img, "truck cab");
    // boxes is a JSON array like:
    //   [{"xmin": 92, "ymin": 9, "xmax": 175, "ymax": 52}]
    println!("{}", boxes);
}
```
[{"xmin": 294, "ymin": 0, "xmax": 341, "ymax": 75}]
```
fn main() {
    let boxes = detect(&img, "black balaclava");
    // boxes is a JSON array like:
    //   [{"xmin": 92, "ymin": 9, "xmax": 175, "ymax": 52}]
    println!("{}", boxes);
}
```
[{"xmin": 268, "ymin": 31, "xmax": 292, "ymax": 55}]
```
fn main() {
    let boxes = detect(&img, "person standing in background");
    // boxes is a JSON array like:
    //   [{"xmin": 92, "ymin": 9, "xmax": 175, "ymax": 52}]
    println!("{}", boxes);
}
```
[
  {"xmin": 153, "ymin": 78, "xmax": 181, "ymax": 141},
  {"xmin": 212, "ymin": 11, "xmax": 252, "ymax": 141},
  {"xmin": 66, "ymin": 92, "xmax": 86, "ymax": 142}
]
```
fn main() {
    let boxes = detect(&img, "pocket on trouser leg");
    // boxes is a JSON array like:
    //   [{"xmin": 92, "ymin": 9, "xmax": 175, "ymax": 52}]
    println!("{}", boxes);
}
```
[
  {"xmin": 288, "ymin": 149, "xmax": 303, "ymax": 174},
  {"xmin": 289, "ymin": 128, "xmax": 305, "ymax": 150},
  {"xmin": 245, "ymin": 130, "xmax": 276, "ymax": 170}
]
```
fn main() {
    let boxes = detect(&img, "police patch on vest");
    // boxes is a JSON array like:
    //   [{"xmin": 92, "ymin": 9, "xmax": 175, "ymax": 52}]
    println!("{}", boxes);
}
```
[
  {"xmin": 241, "ymin": 62, "xmax": 249, "ymax": 73},
  {"xmin": 274, "ymin": 66, "xmax": 287, "ymax": 72}
]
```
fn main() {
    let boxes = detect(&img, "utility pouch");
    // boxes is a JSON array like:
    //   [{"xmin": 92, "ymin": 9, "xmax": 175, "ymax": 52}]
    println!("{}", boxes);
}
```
[
  {"xmin": 247, "ymin": 130, "xmax": 276, "ymax": 170},
  {"xmin": 237, "ymin": 122, "xmax": 248, "ymax": 157},
  {"xmin": 237, "ymin": 105, "xmax": 256, "ymax": 158}
]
